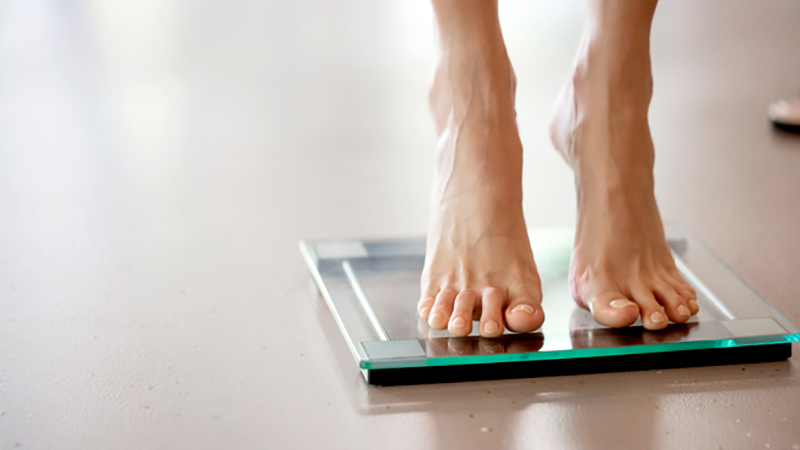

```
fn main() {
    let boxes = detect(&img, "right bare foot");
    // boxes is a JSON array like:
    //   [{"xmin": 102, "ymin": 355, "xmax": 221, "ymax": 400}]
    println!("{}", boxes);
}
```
[{"xmin": 417, "ymin": 37, "xmax": 544, "ymax": 338}]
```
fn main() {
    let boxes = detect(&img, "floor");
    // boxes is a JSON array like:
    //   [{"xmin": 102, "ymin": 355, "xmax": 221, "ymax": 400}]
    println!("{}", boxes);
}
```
[{"xmin": 1, "ymin": 1, "xmax": 800, "ymax": 449}]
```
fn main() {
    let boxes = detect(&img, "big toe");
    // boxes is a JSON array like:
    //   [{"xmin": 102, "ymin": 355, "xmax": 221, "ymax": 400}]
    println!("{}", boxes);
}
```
[
  {"xmin": 504, "ymin": 294, "xmax": 545, "ymax": 333},
  {"xmin": 588, "ymin": 292, "xmax": 640, "ymax": 328}
]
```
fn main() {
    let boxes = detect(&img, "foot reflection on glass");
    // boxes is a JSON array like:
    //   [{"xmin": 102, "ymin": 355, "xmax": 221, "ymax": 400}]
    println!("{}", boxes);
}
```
[
  {"xmin": 420, "ymin": 317, "xmax": 545, "ymax": 358},
  {"xmin": 568, "ymin": 307, "xmax": 695, "ymax": 350}
]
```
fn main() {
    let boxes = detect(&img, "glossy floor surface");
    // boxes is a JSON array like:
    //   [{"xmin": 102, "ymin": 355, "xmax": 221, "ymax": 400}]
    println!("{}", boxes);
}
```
[{"xmin": 1, "ymin": 1, "xmax": 800, "ymax": 449}]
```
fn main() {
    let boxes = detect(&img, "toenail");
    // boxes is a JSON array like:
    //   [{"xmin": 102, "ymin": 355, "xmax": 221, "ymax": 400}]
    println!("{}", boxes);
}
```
[
  {"xmin": 689, "ymin": 299, "xmax": 698, "ymax": 310},
  {"xmin": 429, "ymin": 313, "xmax": 442, "ymax": 325},
  {"xmin": 650, "ymin": 311, "xmax": 666, "ymax": 323},
  {"xmin": 511, "ymin": 304, "xmax": 535, "ymax": 315},
  {"xmin": 452, "ymin": 317, "xmax": 466, "ymax": 328},
  {"xmin": 420, "ymin": 306, "xmax": 431, "ymax": 317},
  {"xmin": 484, "ymin": 320, "xmax": 500, "ymax": 334},
  {"xmin": 677, "ymin": 305, "xmax": 690, "ymax": 317},
  {"xmin": 610, "ymin": 299, "xmax": 636, "ymax": 309}
]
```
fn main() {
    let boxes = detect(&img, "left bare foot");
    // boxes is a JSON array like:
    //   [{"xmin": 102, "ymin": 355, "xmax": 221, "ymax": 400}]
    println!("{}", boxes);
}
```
[{"xmin": 550, "ymin": 36, "xmax": 698, "ymax": 331}]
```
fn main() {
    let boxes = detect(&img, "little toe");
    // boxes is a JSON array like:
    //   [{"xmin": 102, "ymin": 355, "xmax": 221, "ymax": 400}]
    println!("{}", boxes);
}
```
[
  {"xmin": 448, "ymin": 290, "xmax": 476, "ymax": 336},
  {"xmin": 417, "ymin": 291, "xmax": 437, "ymax": 320},
  {"xmin": 654, "ymin": 283, "xmax": 691, "ymax": 323},
  {"xmin": 687, "ymin": 297, "xmax": 699, "ymax": 315},
  {"xmin": 669, "ymin": 274, "xmax": 699, "ymax": 315},
  {"xmin": 679, "ymin": 284, "xmax": 700, "ymax": 315},
  {"xmin": 678, "ymin": 284, "xmax": 697, "ymax": 303},
  {"xmin": 479, "ymin": 288, "xmax": 506, "ymax": 338},
  {"xmin": 587, "ymin": 291, "xmax": 640, "ymax": 328},
  {"xmin": 428, "ymin": 289, "xmax": 457, "ymax": 330},
  {"xmin": 504, "ymin": 294, "xmax": 545, "ymax": 333},
  {"xmin": 632, "ymin": 287, "xmax": 668, "ymax": 330}
]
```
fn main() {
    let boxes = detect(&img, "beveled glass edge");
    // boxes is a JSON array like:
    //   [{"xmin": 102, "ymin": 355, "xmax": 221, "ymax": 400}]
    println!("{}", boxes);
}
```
[
  {"xmin": 666, "ymin": 227, "xmax": 737, "ymax": 320},
  {"xmin": 359, "ymin": 334, "xmax": 799, "ymax": 370},
  {"xmin": 669, "ymin": 228, "xmax": 800, "ymax": 334},
  {"xmin": 299, "ymin": 241, "xmax": 372, "ymax": 364}
]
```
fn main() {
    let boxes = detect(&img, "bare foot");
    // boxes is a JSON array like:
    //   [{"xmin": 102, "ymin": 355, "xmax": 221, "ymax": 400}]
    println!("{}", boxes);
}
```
[
  {"xmin": 417, "ymin": 40, "xmax": 544, "ymax": 338},
  {"xmin": 550, "ymin": 39, "xmax": 698, "ymax": 331}
]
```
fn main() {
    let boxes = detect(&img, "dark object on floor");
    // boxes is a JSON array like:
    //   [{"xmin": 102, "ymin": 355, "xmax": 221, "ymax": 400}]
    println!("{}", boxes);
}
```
[{"xmin": 768, "ymin": 99, "xmax": 800, "ymax": 134}]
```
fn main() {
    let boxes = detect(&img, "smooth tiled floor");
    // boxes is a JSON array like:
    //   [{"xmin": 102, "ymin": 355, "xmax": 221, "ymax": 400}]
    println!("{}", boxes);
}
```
[{"xmin": 1, "ymin": 1, "xmax": 799, "ymax": 449}]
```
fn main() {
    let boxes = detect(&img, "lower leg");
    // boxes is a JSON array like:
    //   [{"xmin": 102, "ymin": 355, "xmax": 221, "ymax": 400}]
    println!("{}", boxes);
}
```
[
  {"xmin": 418, "ymin": 0, "xmax": 545, "ymax": 338},
  {"xmin": 553, "ymin": 0, "xmax": 657, "ymax": 165},
  {"xmin": 551, "ymin": 0, "xmax": 699, "ymax": 330},
  {"xmin": 428, "ymin": 0, "xmax": 515, "ymax": 135}
]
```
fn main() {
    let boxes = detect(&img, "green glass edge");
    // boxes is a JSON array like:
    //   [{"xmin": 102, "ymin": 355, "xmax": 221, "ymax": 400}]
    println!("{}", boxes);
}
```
[{"xmin": 359, "ymin": 333, "xmax": 799, "ymax": 370}]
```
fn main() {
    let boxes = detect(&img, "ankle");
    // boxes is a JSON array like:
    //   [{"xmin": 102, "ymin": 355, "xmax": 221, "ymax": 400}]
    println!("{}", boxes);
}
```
[
  {"xmin": 551, "ymin": 44, "xmax": 653, "ymax": 164},
  {"xmin": 550, "ymin": 42, "xmax": 657, "ymax": 180},
  {"xmin": 572, "ymin": 38, "xmax": 654, "ymax": 114}
]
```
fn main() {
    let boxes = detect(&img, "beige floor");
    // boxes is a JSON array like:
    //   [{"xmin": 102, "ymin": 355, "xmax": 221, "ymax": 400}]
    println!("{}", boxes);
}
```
[{"xmin": 1, "ymin": 1, "xmax": 800, "ymax": 449}]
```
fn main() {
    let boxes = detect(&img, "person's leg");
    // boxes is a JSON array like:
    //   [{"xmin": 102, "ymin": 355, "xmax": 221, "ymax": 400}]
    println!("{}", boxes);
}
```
[
  {"xmin": 550, "ymin": 0, "xmax": 698, "ymax": 330},
  {"xmin": 418, "ymin": 0, "xmax": 545, "ymax": 338}
]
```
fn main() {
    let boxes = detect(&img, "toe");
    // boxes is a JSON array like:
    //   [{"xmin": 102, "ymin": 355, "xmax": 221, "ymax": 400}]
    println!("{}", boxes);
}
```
[
  {"xmin": 479, "ymin": 288, "xmax": 506, "ymax": 338},
  {"xmin": 504, "ymin": 292, "xmax": 545, "ymax": 333},
  {"xmin": 653, "ymin": 282, "xmax": 691, "ymax": 323},
  {"xmin": 586, "ymin": 291, "xmax": 640, "ymax": 328},
  {"xmin": 687, "ymin": 297, "xmax": 699, "ymax": 315},
  {"xmin": 417, "ymin": 290, "xmax": 437, "ymax": 320},
  {"xmin": 668, "ymin": 272, "xmax": 699, "ymax": 315},
  {"xmin": 677, "ymin": 283, "xmax": 697, "ymax": 303},
  {"xmin": 680, "ymin": 284, "xmax": 700, "ymax": 315},
  {"xmin": 679, "ymin": 283, "xmax": 700, "ymax": 315},
  {"xmin": 448, "ymin": 290, "xmax": 476, "ymax": 336},
  {"xmin": 631, "ymin": 286, "xmax": 668, "ymax": 330},
  {"xmin": 428, "ymin": 288, "xmax": 457, "ymax": 330}
]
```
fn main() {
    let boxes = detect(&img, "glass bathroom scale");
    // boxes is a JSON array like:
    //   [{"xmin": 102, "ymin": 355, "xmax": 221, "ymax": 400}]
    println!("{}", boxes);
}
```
[{"xmin": 300, "ymin": 227, "xmax": 799, "ymax": 385}]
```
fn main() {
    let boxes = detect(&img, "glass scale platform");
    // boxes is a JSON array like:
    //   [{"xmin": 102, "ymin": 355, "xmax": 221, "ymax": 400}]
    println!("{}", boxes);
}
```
[{"xmin": 300, "ymin": 227, "xmax": 799, "ymax": 385}]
